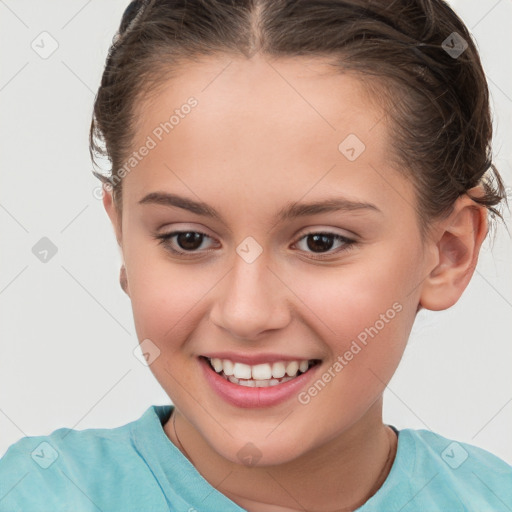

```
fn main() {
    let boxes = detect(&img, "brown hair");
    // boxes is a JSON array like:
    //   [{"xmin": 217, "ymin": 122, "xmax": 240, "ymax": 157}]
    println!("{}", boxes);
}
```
[{"xmin": 90, "ymin": 0, "xmax": 508, "ymax": 238}]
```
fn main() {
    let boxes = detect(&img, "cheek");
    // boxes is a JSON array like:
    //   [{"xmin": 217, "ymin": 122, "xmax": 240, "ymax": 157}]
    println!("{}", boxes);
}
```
[
  {"xmin": 123, "ymin": 239, "xmax": 208, "ymax": 351},
  {"xmin": 294, "ymin": 244, "xmax": 419, "ymax": 339},
  {"xmin": 289, "ymin": 242, "xmax": 420, "ymax": 395}
]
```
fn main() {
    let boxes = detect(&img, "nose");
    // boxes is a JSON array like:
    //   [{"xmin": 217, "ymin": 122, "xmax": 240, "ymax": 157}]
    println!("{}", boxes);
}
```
[{"xmin": 208, "ymin": 252, "xmax": 292, "ymax": 341}]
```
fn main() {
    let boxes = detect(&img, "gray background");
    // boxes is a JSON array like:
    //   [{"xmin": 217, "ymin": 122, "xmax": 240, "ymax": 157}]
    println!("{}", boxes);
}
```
[{"xmin": 1, "ymin": 0, "xmax": 511, "ymax": 463}]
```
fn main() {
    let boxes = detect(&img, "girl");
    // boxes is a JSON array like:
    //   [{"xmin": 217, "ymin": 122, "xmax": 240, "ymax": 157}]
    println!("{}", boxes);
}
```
[{"xmin": 1, "ymin": 0, "xmax": 511, "ymax": 510}]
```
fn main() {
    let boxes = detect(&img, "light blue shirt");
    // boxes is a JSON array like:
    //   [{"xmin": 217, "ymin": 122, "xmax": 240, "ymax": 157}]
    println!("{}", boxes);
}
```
[{"xmin": 1, "ymin": 404, "xmax": 511, "ymax": 511}]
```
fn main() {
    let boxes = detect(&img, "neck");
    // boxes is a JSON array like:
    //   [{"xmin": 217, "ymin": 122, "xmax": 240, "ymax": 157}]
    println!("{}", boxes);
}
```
[{"xmin": 164, "ymin": 399, "xmax": 397, "ymax": 512}]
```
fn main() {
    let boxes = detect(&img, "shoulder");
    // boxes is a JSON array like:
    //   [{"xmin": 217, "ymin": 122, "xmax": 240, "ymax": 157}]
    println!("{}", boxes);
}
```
[
  {"xmin": 405, "ymin": 428, "xmax": 512, "ymax": 475},
  {"xmin": 395, "ymin": 427, "xmax": 512, "ymax": 510},
  {"xmin": 0, "ymin": 405, "xmax": 171, "ymax": 511}
]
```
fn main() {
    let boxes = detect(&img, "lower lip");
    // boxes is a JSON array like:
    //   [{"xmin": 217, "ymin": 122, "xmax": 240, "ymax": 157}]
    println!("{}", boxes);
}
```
[{"xmin": 199, "ymin": 357, "xmax": 320, "ymax": 409}]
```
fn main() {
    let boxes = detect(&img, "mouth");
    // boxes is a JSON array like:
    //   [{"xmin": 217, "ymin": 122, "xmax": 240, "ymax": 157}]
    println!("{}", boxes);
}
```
[{"xmin": 202, "ymin": 356, "xmax": 320, "ymax": 388}]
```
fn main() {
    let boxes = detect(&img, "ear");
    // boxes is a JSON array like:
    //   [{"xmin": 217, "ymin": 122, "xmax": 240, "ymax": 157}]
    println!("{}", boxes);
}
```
[
  {"xmin": 419, "ymin": 186, "xmax": 488, "ymax": 311},
  {"xmin": 102, "ymin": 184, "xmax": 123, "ymax": 248},
  {"xmin": 102, "ymin": 184, "xmax": 130, "ymax": 296}
]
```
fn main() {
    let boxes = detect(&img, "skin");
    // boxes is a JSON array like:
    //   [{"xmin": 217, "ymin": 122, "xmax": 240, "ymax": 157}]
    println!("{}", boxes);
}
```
[{"xmin": 103, "ymin": 54, "xmax": 488, "ymax": 512}]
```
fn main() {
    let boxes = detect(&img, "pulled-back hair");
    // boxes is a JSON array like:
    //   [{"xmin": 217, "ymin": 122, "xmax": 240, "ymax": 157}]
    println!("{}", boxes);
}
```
[{"xmin": 90, "ymin": 0, "xmax": 507, "ymax": 238}]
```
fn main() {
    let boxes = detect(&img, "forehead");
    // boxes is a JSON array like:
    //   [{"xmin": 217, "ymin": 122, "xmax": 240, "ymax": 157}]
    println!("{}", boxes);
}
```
[
  {"xmin": 134, "ymin": 53, "xmax": 386, "ymax": 144},
  {"xmin": 122, "ymin": 54, "xmax": 413, "ymax": 220}
]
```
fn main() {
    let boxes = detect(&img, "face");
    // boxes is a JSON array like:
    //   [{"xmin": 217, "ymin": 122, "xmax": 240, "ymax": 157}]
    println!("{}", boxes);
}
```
[{"xmin": 105, "ymin": 54, "xmax": 435, "ymax": 465}]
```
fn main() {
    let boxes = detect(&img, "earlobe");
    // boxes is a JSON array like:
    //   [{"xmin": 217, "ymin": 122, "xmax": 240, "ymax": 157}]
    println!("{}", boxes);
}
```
[
  {"xmin": 120, "ymin": 264, "xmax": 130, "ymax": 296},
  {"xmin": 419, "ymin": 189, "xmax": 488, "ymax": 311}
]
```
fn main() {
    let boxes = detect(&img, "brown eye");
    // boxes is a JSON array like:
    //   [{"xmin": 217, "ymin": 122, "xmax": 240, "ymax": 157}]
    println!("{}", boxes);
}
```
[
  {"xmin": 154, "ymin": 230, "xmax": 216, "ymax": 256},
  {"xmin": 293, "ymin": 232, "xmax": 356, "ymax": 259},
  {"xmin": 174, "ymin": 232, "xmax": 204, "ymax": 251}
]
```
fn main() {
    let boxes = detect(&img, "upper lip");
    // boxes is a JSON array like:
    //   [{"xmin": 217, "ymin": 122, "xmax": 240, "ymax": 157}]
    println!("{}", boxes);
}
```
[{"xmin": 201, "ymin": 352, "xmax": 320, "ymax": 365}]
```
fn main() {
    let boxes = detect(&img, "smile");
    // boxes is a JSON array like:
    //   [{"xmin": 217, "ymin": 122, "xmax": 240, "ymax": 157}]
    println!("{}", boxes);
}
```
[
  {"xmin": 199, "ymin": 355, "xmax": 321, "ymax": 408},
  {"xmin": 206, "ymin": 357, "xmax": 317, "ymax": 387}
]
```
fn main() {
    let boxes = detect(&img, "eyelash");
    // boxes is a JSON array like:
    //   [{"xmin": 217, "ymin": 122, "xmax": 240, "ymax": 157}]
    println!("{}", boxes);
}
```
[{"xmin": 153, "ymin": 229, "xmax": 356, "ymax": 260}]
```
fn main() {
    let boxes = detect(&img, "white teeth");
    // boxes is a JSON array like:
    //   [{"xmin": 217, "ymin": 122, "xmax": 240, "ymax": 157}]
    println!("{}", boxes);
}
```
[
  {"xmin": 211, "ymin": 358, "xmax": 223, "ymax": 373},
  {"xmin": 251, "ymin": 363, "xmax": 272, "ymax": 380},
  {"xmin": 233, "ymin": 362, "xmax": 252, "ymax": 380},
  {"xmin": 285, "ymin": 361, "xmax": 299, "ymax": 377},
  {"xmin": 208, "ymin": 357, "xmax": 314, "ymax": 387},
  {"xmin": 222, "ymin": 373, "xmax": 295, "ymax": 387},
  {"xmin": 223, "ymin": 359, "xmax": 235, "ymax": 376},
  {"xmin": 299, "ymin": 360, "xmax": 309, "ymax": 373},
  {"xmin": 271, "ymin": 362, "xmax": 286, "ymax": 378}
]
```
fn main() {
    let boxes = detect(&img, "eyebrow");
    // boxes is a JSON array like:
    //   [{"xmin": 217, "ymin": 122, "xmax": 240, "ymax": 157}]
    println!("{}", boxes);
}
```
[{"xmin": 138, "ymin": 192, "xmax": 381, "ymax": 224}]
